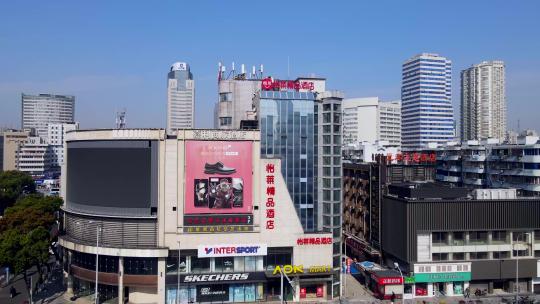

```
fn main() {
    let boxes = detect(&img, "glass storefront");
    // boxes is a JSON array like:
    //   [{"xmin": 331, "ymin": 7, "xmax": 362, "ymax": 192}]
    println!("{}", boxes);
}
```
[
  {"xmin": 73, "ymin": 278, "xmax": 118, "ymax": 304},
  {"xmin": 165, "ymin": 283, "xmax": 263, "ymax": 303},
  {"xmin": 453, "ymin": 282, "xmax": 464, "ymax": 295}
]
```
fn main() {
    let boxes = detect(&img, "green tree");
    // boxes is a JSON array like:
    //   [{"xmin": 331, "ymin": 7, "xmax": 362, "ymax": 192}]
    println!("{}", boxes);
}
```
[
  {"xmin": 0, "ymin": 170, "xmax": 36, "ymax": 214},
  {"xmin": 0, "ymin": 194, "xmax": 62, "ymax": 296}
]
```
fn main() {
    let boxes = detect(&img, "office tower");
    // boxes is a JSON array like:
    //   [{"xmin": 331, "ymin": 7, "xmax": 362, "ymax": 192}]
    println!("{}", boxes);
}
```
[
  {"xmin": 461, "ymin": 61, "xmax": 506, "ymax": 141},
  {"xmin": 167, "ymin": 62, "xmax": 195, "ymax": 132},
  {"xmin": 21, "ymin": 93, "xmax": 75, "ymax": 139},
  {"xmin": 401, "ymin": 53, "xmax": 454, "ymax": 148},
  {"xmin": 2, "ymin": 129, "xmax": 31, "ymax": 171},
  {"xmin": 342, "ymin": 98, "xmax": 401, "ymax": 146},
  {"xmin": 216, "ymin": 63, "xmax": 265, "ymax": 129}
]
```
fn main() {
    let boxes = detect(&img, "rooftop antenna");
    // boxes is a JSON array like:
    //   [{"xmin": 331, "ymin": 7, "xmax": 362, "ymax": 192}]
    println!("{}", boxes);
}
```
[
  {"xmin": 260, "ymin": 64, "xmax": 264, "ymax": 78},
  {"xmin": 252, "ymin": 65, "xmax": 256, "ymax": 79},
  {"xmin": 218, "ymin": 62, "xmax": 222, "ymax": 81},
  {"xmin": 518, "ymin": 119, "xmax": 521, "ymax": 132},
  {"xmin": 116, "ymin": 109, "xmax": 126, "ymax": 129},
  {"xmin": 287, "ymin": 56, "xmax": 290, "ymax": 78}
]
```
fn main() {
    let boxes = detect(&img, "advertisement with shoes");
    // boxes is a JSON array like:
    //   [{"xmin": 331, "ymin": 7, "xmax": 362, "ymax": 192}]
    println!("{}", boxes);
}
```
[{"xmin": 185, "ymin": 141, "xmax": 252, "ymax": 215}]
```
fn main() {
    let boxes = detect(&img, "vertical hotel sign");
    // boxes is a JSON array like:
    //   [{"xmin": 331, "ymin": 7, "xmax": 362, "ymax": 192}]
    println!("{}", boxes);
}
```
[{"xmin": 265, "ymin": 162, "xmax": 275, "ymax": 230}]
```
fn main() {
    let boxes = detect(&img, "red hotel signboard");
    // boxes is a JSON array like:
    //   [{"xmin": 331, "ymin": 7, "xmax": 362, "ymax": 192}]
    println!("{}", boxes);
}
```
[
  {"xmin": 265, "ymin": 163, "xmax": 276, "ymax": 230},
  {"xmin": 371, "ymin": 274, "xmax": 403, "ymax": 285},
  {"xmin": 261, "ymin": 78, "xmax": 314, "ymax": 91}
]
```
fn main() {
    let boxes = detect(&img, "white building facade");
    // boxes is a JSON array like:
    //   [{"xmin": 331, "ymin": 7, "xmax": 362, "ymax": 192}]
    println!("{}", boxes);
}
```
[
  {"xmin": 401, "ymin": 53, "xmax": 454, "ymax": 149},
  {"xmin": 22, "ymin": 93, "xmax": 75, "ymax": 139},
  {"xmin": 16, "ymin": 136, "xmax": 55, "ymax": 179},
  {"xmin": 48, "ymin": 122, "xmax": 79, "ymax": 167},
  {"xmin": 461, "ymin": 61, "xmax": 506, "ymax": 141},
  {"xmin": 342, "ymin": 97, "xmax": 401, "ymax": 146},
  {"xmin": 58, "ymin": 129, "xmax": 336, "ymax": 304},
  {"xmin": 167, "ymin": 62, "xmax": 195, "ymax": 132}
]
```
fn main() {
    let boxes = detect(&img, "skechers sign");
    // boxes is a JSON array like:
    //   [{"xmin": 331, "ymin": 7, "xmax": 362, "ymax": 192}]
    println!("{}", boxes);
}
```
[{"xmin": 197, "ymin": 244, "xmax": 267, "ymax": 257}]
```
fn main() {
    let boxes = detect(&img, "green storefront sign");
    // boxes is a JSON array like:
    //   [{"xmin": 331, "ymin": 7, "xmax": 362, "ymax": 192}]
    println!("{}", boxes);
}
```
[
  {"xmin": 414, "ymin": 272, "xmax": 471, "ymax": 283},
  {"xmin": 404, "ymin": 276, "xmax": 415, "ymax": 284}
]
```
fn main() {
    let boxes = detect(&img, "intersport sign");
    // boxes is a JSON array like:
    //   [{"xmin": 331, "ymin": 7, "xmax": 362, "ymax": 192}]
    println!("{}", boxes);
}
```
[{"xmin": 197, "ymin": 244, "xmax": 268, "ymax": 257}]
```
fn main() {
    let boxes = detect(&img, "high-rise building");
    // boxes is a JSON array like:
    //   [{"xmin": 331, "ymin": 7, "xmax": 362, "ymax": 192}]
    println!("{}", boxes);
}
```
[
  {"xmin": 461, "ymin": 61, "xmax": 506, "ymax": 141},
  {"xmin": 215, "ymin": 63, "xmax": 265, "ymax": 129},
  {"xmin": 167, "ymin": 62, "xmax": 195, "ymax": 132},
  {"xmin": 401, "ymin": 53, "xmax": 454, "ymax": 149},
  {"xmin": 2, "ymin": 129, "xmax": 31, "ymax": 171},
  {"xmin": 48, "ymin": 122, "xmax": 79, "ymax": 167},
  {"xmin": 342, "ymin": 97, "xmax": 401, "ymax": 146},
  {"xmin": 21, "ymin": 93, "xmax": 75, "ymax": 139},
  {"xmin": 254, "ymin": 77, "xmax": 343, "ymax": 296}
]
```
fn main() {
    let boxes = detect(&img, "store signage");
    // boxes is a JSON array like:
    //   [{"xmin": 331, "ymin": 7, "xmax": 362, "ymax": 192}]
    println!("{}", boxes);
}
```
[
  {"xmin": 370, "ymin": 273, "xmax": 403, "ymax": 285},
  {"xmin": 197, "ymin": 285, "xmax": 229, "ymax": 302},
  {"xmin": 296, "ymin": 237, "xmax": 333, "ymax": 245},
  {"xmin": 414, "ymin": 272, "xmax": 471, "ymax": 283},
  {"xmin": 184, "ymin": 225, "xmax": 253, "ymax": 233},
  {"xmin": 166, "ymin": 272, "xmax": 267, "ymax": 285},
  {"xmin": 300, "ymin": 288, "xmax": 306, "ymax": 298},
  {"xmin": 316, "ymin": 286, "xmax": 324, "ymax": 297},
  {"xmin": 261, "ymin": 78, "xmax": 315, "ymax": 91},
  {"xmin": 265, "ymin": 163, "xmax": 276, "ymax": 230},
  {"xmin": 271, "ymin": 265, "xmax": 332, "ymax": 275},
  {"xmin": 404, "ymin": 276, "xmax": 415, "ymax": 284},
  {"xmin": 384, "ymin": 152, "xmax": 436, "ymax": 164},
  {"xmin": 184, "ymin": 214, "xmax": 253, "ymax": 226},
  {"xmin": 185, "ymin": 273, "xmax": 249, "ymax": 283},
  {"xmin": 197, "ymin": 244, "xmax": 267, "ymax": 257}
]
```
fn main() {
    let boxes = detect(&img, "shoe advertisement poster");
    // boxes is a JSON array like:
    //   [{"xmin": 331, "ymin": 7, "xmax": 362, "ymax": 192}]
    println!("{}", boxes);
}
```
[{"xmin": 185, "ymin": 141, "xmax": 253, "ymax": 215}]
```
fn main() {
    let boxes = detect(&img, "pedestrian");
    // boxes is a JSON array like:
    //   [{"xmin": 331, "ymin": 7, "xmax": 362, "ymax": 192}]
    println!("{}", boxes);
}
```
[
  {"xmin": 465, "ymin": 287, "xmax": 470, "ymax": 298},
  {"xmin": 10, "ymin": 286, "xmax": 16, "ymax": 298},
  {"xmin": 391, "ymin": 291, "xmax": 396, "ymax": 303}
]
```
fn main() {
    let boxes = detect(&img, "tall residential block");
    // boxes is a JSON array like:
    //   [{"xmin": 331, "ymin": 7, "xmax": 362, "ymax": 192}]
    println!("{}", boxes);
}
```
[
  {"xmin": 342, "ymin": 97, "xmax": 401, "ymax": 146},
  {"xmin": 461, "ymin": 61, "xmax": 506, "ymax": 141},
  {"xmin": 167, "ymin": 62, "xmax": 195, "ymax": 132},
  {"xmin": 22, "ymin": 93, "xmax": 75, "ymax": 139},
  {"xmin": 401, "ymin": 53, "xmax": 454, "ymax": 148}
]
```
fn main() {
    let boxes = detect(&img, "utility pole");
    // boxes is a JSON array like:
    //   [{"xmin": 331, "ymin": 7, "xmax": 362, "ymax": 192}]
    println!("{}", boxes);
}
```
[{"xmin": 177, "ymin": 241, "xmax": 181, "ymax": 304}]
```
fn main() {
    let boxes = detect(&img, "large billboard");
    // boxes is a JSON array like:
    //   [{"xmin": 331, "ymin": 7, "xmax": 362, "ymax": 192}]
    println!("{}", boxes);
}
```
[{"xmin": 185, "ymin": 141, "xmax": 253, "ymax": 217}]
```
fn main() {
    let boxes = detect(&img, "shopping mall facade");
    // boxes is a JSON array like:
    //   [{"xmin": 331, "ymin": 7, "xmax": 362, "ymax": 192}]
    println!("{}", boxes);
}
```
[{"xmin": 58, "ymin": 129, "xmax": 335, "ymax": 304}]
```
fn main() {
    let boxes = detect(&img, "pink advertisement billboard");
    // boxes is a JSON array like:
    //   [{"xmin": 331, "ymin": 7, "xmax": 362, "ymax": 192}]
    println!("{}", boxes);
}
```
[{"xmin": 184, "ymin": 141, "xmax": 253, "ymax": 215}]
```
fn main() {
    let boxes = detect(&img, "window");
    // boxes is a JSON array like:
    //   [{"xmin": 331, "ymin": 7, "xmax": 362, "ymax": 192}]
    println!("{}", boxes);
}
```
[
  {"xmin": 469, "ymin": 231, "xmax": 488, "ymax": 244},
  {"xmin": 432, "ymin": 232, "xmax": 448, "ymax": 245},
  {"xmin": 219, "ymin": 117, "xmax": 232, "ymax": 126},
  {"xmin": 323, "ymin": 125, "xmax": 331, "ymax": 133},
  {"xmin": 452, "ymin": 232, "xmax": 465, "ymax": 245},
  {"xmin": 323, "ymin": 178, "xmax": 331, "ymax": 188},
  {"xmin": 492, "ymin": 231, "xmax": 508, "ymax": 244},
  {"xmin": 333, "ymin": 146, "xmax": 341, "ymax": 154},
  {"xmin": 323, "ymin": 135, "xmax": 331, "ymax": 144},
  {"xmin": 323, "ymin": 190, "xmax": 331, "ymax": 200},
  {"xmin": 323, "ymin": 113, "xmax": 331, "ymax": 123},
  {"xmin": 432, "ymin": 253, "xmax": 448, "ymax": 261},
  {"xmin": 469, "ymin": 252, "xmax": 488, "ymax": 260},
  {"xmin": 333, "ymin": 190, "xmax": 341, "ymax": 201},
  {"xmin": 493, "ymin": 251, "xmax": 510, "ymax": 259},
  {"xmin": 191, "ymin": 256, "xmax": 210, "ymax": 273},
  {"xmin": 124, "ymin": 257, "xmax": 157, "ymax": 275},
  {"xmin": 264, "ymin": 250, "xmax": 292, "ymax": 271},
  {"xmin": 513, "ymin": 232, "xmax": 530, "ymax": 242},
  {"xmin": 215, "ymin": 257, "xmax": 235, "ymax": 272},
  {"xmin": 452, "ymin": 252, "xmax": 465, "ymax": 260},
  {"xmin": 535, "ymin": 250, "xmax": 540, "ymax": 258},
  {"xmin": 333, "ymin": 167, "xmax": 341, "ymax": 176},
  {"xmin": 166, "ymin": 251, "xmax": 187, "ymax": 274},
  {"xmin": 323, "ymin": 104, "xmax": 331, "ymax": 111},
  {"xmin": 219, "ymin": 92, "xmax": 232, "ymax": 102},
  {"xmin": 333, "ymin": 104, "xmax": 341, "ymax": 111}
]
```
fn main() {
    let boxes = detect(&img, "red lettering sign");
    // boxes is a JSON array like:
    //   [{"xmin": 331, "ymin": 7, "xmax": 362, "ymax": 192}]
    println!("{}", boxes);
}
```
[{"xmin": 261, "ymin": 78, "xmax": 315, "ymax": 92}]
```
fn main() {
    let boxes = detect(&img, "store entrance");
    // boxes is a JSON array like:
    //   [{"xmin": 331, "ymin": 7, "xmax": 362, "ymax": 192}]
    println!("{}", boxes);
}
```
[
  {"xmin": 433, "ymin": 283, "xmax": 445, "ymax": 296},
  {"xmin": 267, "ymin": 279, "xmax": 292, "ymax": 301},
  {"xmin": 300, "ymin": 284, "xmax": 324, "ymax": 299}
]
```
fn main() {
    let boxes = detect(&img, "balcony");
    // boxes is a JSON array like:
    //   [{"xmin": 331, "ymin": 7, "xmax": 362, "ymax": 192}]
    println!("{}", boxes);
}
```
[
  {"xmin": 436, "ymin": 175, "xmax": 461, "ymax": 183},
  {"xmin": 462, "ymin": 166, "xmax": 485, "ymax": 174},
  {"xmin": 463, "ymin": 154, "xmax": 486, "ymax": 162},
  {"xmin": 463, "ymin": 178, "xmax": 486, "ymax": 186}
]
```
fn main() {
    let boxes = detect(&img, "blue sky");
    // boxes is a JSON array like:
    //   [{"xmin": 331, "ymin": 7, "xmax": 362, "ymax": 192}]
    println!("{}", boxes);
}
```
[{"xmin": 1, "ymin": 1, "xmax": 539, "ymax": 130}]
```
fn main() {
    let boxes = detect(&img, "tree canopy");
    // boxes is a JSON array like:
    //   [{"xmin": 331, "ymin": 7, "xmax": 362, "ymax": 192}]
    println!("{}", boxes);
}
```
[
  {"xmin": 0, "ymin": 193, "xmax": 62, "ymax": 294},
  {"xmin": 0, "ymin": 170, "xmax": 36, "ymax": 214}
]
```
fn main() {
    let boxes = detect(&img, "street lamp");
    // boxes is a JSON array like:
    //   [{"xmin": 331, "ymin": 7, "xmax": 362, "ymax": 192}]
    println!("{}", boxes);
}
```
[
  {"xmin": 514, "ymin": 232, "xmax": 531, "ymax": 303},
  {"xmin": 89, "ymin": 221, "xmax": 101, "ymax": 304},
  {"xmin": 394, "ymin": 262, "xmax": 404, "ymax": 304},
  {"xmin": 177, "ymin": 241, "xmax": 181, "ymax": 304}
]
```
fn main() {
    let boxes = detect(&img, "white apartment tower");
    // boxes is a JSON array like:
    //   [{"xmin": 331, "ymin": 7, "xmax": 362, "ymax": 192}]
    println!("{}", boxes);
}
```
[
  {"xmin": 21, "ymin": 93, "xmax": 75, "ymax": 139},
  {"xmin": 401, "ymin": 53, "xmax": 454, "ymax": 148},
  {"xmin": 342, "ymin": 97, "xmax": 401, "ymax": 146},
  {"xmin": 167, "ymin": 62, "xmax": 195, "ymax": 132},
  {"xmin": 461, "ymin": 61, "xmax": 506, "ymax": 141}
]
